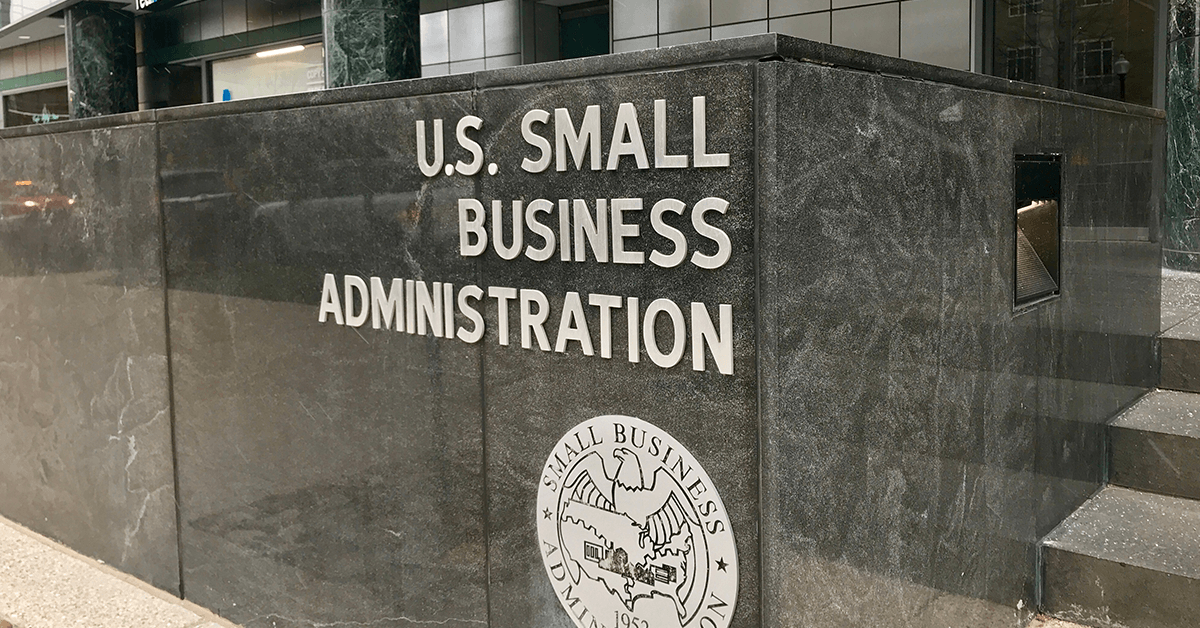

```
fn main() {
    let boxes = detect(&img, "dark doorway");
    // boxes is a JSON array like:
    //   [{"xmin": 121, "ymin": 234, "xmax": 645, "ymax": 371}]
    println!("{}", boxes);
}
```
[{"xmin": 559, "ymin": 1, "xmax": 608, "ymax": 60}]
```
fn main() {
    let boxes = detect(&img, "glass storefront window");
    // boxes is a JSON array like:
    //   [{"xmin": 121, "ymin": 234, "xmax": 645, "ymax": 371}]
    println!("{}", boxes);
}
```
[
  {"xmin": 989, "ymin": 0, "xmax": 1158, "ymax": 106},
  {"xmin": 210, "ymin": 42, "xmax": 324, "ymax": 102},
  {"xmin": 3, "ymin": 85, "xmax": 67, "ymax": 127},
  {"xmin": 0, "ymin": 0, "xmax": 60, "ymax": 29}
]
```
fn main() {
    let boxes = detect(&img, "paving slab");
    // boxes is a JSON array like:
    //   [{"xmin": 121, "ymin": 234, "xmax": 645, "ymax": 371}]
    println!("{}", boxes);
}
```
[{"xmin": 1029, "ymin": 616, "xmax": 1095, "ymax": 628}]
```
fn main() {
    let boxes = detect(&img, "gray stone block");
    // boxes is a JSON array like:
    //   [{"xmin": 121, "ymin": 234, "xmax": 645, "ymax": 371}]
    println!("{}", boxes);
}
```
[
  {"xmin": 1111, "ymin": 390, "xmax": 1200, "ymax": 500},
  {"xmin": 0, "ymin": 34, "xmax": 1166, "ymax": 628},
  {"xmin": 0, "ymin": 124, "xmax": 179, "ymax": 594},
  {"xmin": 1162, "ymin": 317, "xmax": 1200, "ymax": 392},
  {"xmin": 1042, "ymin": 487, "xmax": 1200, "ymax": 628}
]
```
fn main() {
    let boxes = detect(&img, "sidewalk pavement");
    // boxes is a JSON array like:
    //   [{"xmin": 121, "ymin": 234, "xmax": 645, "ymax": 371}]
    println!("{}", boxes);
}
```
[
  {"xmin": 0, "ymin": 515, "xmax": 235, "ymax": 628},
  {"xmin": 1029, "ymin": 617, "xmax": 1097, "ymax": 628},
  {"xmin": 0, "ymin": 512, "xmax": 1092, "ymax": 628}
]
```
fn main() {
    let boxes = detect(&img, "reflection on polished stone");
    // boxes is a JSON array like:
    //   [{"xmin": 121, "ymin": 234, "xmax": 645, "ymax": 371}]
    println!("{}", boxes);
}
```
[
  {"xmin": 0, "ymin": 124, "xmax": 178, "ymax": 594},
  {"xmin": 758, "ymin": 60, "xmax": 1158, "ymax": 626},
  {"xmin": 161, "ymin": 93, "xmax": 486, "ymax": 628}
]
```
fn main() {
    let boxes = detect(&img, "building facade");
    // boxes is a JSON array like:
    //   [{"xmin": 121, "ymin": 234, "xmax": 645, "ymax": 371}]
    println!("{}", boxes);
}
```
[{"xmin": 0, "ymin": 0, "xmax": 1168, "ymax": 127}]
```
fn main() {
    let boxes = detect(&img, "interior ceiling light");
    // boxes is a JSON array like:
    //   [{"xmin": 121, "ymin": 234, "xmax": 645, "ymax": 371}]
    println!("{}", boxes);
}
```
[
  {"xmin": 17, "ymin": 35, "xmax": 30, "ymax": 39},
  {"xmin": 256, "ymin": 44, "xmax": 305, "ymax": 58}
]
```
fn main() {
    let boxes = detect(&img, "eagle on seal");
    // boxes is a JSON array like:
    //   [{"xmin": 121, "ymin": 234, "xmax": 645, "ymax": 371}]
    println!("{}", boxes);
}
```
[{"xmin": 565, "ymin": 447, "xmax": 696, "ymax": 550}]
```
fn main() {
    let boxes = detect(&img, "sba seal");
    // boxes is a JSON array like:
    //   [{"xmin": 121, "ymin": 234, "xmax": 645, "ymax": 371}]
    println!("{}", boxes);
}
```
[{"xmin": 537, "ymin": 415, "xmax": 738, "ymax": 628}]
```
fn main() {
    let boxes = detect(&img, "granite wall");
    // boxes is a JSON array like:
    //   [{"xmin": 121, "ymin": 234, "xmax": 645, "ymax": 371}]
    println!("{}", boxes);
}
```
[
  {"xmin": 0, "ymin": 34, "xmax": 1164, "ymax": 628},
  {"xmin": 758, "ymin": 48, "xmax": 1161, "ymax": 627},
  {"xmin": 473, "ymin": 62, "xmax": 760, "ymax": 628},
  {"xmin": 159, "ymin": 86, "xmax": 488, "ymax": 628},
  {"xmin": 0, "ymin": 123, "xmax": 179, "ymax": 594}
]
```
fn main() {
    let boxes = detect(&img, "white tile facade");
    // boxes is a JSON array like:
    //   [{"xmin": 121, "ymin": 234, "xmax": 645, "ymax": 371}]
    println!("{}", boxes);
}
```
[
  {"xmin": 0, "ymin": 36, "xmax": 65, "ymax": 81},
  {"xmin": 422, "ymin": 0, "xmax": 522, "ymax": 76},
  {"xmin": 611, "ymin": 0, "xmax": 974, "ymax": 71}
]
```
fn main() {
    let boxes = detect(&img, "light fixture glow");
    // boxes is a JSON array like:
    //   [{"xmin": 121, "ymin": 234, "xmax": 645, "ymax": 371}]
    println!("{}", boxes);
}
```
[
  {"xmin": 256, "ymin": 44, "xmax": 305, "ymax": 58},
  {"xmin": 23, "ymin": 200, "xmax": 36, "ymax": 207},
  {"xmin": 17, "ymin": 35, "xmax": 30, "ymax": 39},
  {"xmin": 14, "ymin": 181, "xmax": 31, "ymax": 186}
]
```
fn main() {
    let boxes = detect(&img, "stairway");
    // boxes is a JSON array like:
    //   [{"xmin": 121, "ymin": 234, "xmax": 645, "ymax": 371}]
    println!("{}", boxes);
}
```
[{"xmin": 1040, "ymin": 271, "xmax": 1200, "ymax": 628}]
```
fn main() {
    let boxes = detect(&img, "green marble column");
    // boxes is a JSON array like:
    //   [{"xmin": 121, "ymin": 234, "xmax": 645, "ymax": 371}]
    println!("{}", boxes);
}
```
[
  {"xmin": 1168, "ymin": 0, "xmax": 1200, "ymax": 269},
  {"xmin": 65, "ymin": 2, "xmax": 137, "ymax": 119},
  {"xmin": 323, "ymin": 0, "xmax": 420, "ymax": 88}
]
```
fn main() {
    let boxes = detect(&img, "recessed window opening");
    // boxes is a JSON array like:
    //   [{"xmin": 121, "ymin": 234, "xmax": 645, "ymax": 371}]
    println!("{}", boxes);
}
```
[{"xmin": 1014, "ymin": 154, "xmax": 1062, "ymax": 307}]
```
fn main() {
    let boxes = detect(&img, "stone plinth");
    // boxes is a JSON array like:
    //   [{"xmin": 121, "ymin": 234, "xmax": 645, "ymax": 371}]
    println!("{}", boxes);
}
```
[{"xmin": 0, "ymin": 35, "xmax": 1164, "ymax": 628}]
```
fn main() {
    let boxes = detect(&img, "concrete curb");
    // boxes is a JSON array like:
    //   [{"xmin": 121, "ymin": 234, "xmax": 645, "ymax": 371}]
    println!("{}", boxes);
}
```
[{"xmin": 0, "ymin": 516, "xmax": 237, "ymax": 628}]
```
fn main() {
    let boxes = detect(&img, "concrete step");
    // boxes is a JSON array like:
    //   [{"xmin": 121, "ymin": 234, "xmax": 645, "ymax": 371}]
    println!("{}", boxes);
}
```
[
  {"xmin": 1161, "ymin": 317, "xmax": 1200, "ymax": 393},
  {"xmin": 1041, "ymin": 486, "xmax": 1200, "ymax": 628},
  {"xmin": 1110, "ymin": 390, "xmax": 1200, "ymax": 501}
]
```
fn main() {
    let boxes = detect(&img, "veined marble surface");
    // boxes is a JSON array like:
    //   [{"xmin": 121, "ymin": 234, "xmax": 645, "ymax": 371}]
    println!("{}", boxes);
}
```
[
  {"xmin": 757, "ymin": 60, "xmax": 1159, "ymax": 627},
  {"xmin": 323, "ymin": 0, "xmax": 420, "ymax": 88},
  {"xmin": 65, "ymin": 3, "xmax": 137, "ymax": 118},
  {"xmin": 0, "ymin": 125, "xmax": 178, "ymax": 593},
  {"xmin": 0, "ymin": 34, "xmax": 1164, "ymax": 628},
  {"xmin": 1167, "ymin": 0, "xmax": 1200, "ymax": 269}
]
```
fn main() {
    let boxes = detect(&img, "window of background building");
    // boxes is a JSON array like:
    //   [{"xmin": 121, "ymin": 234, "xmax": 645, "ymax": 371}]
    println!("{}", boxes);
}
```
[
  {"xmin": 1009, "ymin": 0, "xmax": 1043, "ymax": 18},
  {"xmin": 139, "ymin": 0, "xmax": 322, "ymax": 107},
  {"xmin": 1007, "ymin": 45, "xmax": 1040, "ymax": 82},
  {"xmin": 1075, "ymin": 38, "xmax": 1114, "ymax": 77},
  {"xmin": 988, "ymin": 0, "xmax": 1158, "ymax": 105},
  {"xmin": 3, "ymin": 85, "xmax": 67, "ymax": 127},
  {"xmin": 210, "ymin": 42, "xmax": 324, "ymax": 102}
]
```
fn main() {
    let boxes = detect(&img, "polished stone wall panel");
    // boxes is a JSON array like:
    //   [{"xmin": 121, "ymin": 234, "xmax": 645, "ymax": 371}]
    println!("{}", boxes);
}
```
[
  {"xmin": 160, "ymin": 94, "xmax": 488, "ymax": 628},
  {"xmin": 473, "ymin": 63, "xmax": 760, "ymax": 628},
  {"xmin": 0, "ymin": 34, "xmax": 1166, "ymax": 628},
  {"xmin": 756, "ymin": 60, "xmax": 1160, "ymax": 628},
  {"xmin": 0, "ymin": 124, "xmax": 178, "ymax": 593},
  {"xmin": 1034, "ymin": 101, "xmax": 1162, "ymax": 535}
]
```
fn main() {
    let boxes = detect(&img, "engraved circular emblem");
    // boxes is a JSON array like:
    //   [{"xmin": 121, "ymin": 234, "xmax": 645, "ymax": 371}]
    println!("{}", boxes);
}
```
[{"xmin": 537, "ymin": 415, "xmax": 738, "ymax": 628}]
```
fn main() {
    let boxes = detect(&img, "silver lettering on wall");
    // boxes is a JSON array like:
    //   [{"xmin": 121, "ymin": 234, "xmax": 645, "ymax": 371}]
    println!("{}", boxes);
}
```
[
  {"xmin": 318, "ymin": 274, "xmax": 733, "ymax": 374},
  {"xmin": 317, "ymin": 94, "xmax": 737, "ymax": 375},
  {"xmin": 457, "ymin": 196, "xmax": 731, "ymax": 269}
]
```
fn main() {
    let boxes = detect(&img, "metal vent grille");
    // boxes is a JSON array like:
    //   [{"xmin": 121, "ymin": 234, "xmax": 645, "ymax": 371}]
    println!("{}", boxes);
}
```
[{"xmin": 1016, "ymin": 226, "xmax": 1058, "ymax": 302}]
